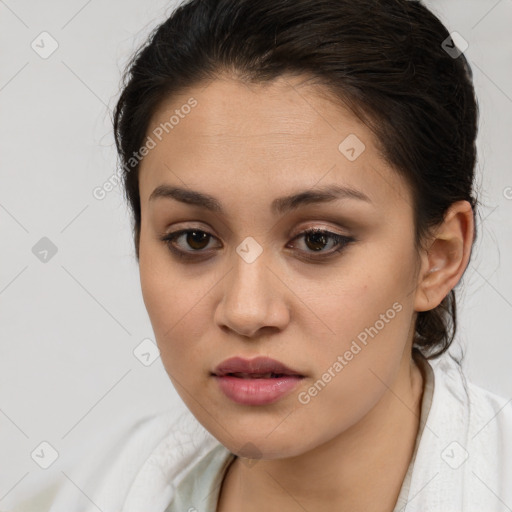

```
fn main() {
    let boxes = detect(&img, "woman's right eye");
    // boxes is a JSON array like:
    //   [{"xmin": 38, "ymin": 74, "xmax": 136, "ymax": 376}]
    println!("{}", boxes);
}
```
[{"xmin": 160, "ymin": 229, "xmax": 219, "ymax": 260}]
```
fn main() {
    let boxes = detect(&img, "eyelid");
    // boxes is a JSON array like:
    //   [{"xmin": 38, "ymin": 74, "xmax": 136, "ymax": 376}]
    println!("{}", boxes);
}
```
[
  {"xmin": 159, "ymin": 224, "xmax": 355, "ymax": 262},
  {"xmin": 159, "ymin": 221, "xmax": 349, "ymax": 247},
  {"xmin": 288, "ymin": 222, "xmax": 349, "ymax": 238}
]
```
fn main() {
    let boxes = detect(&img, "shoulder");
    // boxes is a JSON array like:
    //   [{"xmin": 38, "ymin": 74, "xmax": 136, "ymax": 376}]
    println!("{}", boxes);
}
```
[
  {"xmin": 429, "ymin": 354, "xmax": 512, "ymax": 430},
  {"xmin": 407, "ymin": 353, "xmax": 512, "ymax": 510},
  {"xmin": 48, "ymin": 408, "xmax": 219, "ymax": 512}
]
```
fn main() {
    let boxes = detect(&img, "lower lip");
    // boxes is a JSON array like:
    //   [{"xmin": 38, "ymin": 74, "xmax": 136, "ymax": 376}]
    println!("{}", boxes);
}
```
[{"xmin": 213, "ymin": 375, "xmax": 304, "ymax": 405}]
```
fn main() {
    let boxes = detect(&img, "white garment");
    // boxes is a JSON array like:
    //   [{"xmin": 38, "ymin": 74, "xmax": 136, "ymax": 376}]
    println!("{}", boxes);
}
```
[{"xmin": 47, "ymin": 353, "xmax": 512, "ymax": 512}]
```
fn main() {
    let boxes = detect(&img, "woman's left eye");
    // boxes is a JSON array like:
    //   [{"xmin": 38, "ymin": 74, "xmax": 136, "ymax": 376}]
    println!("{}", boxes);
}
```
[
  {"xmin": 287, "ymin": 228, "xmax": 355, "ymax": 259},
  {"xmin": 159, "ymin": 227, "xmax": 354, "ymax": 261}
]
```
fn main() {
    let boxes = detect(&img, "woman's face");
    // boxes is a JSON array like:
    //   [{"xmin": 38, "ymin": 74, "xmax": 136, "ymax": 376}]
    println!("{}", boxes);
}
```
[{"xmin": 138, "ymin": 75, "xmax": 425, "ymax": 458}]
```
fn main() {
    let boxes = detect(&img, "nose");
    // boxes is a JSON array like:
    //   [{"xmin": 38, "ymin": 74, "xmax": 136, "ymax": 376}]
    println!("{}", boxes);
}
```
[{"xmin": 214, "ymin": 251, "xmax": 290, "ymax": 338}]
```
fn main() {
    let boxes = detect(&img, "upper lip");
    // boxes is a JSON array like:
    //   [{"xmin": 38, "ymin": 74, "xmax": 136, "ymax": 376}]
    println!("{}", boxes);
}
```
[{"xmin": 213, "ymin": 356, "xmax": 304, "ymax": 377}]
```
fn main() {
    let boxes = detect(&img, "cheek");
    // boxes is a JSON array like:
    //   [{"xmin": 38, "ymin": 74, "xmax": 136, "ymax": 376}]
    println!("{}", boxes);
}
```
[
  {"xmin": 312, "ymin": 258, "xmax": 413, "ymax": 344},
  {"xmin": 138, "ymin": 244, "xmax": 215, "ymax": 378},
  {"xmin": 291, "ymin": 286, "xmax": 414, "ymax": 446},
  {"xmin": 139, "ymin": 230, "xmax": 187, "ymax": 329},
  {"xmin": 308, "ymin": 254, "xmax": 416, "ymax": 393}
]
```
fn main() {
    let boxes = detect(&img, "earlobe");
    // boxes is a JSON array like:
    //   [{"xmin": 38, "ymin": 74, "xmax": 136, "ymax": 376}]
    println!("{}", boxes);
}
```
[{"xmin": 414, "ymin": 200, "xmax": 474, "ymax": 313}]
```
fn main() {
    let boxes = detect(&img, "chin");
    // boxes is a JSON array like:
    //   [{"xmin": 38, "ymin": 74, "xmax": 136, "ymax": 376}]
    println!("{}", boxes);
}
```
[{"xmin": 209, "ymin": 424, "xmax": 310, "ymax": 460}]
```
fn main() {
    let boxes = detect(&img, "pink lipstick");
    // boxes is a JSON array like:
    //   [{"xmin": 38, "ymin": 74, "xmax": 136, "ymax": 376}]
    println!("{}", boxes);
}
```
[{"xmin": 212, "ymin": 356, "xmax": 305, "ymax": 405}]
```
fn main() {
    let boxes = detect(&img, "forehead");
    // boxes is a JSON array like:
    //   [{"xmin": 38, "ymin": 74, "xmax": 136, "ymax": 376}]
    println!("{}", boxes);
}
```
[
  {"xmin": 146, "ymin": 74, "xmax": 368, "ymax": 151},
  {"xmin": 138, "ymin": 75, "xmax": 412, "ymax": 215}
]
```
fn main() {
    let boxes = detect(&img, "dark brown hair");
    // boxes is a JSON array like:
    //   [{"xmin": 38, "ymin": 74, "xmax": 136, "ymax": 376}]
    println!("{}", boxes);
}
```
[{"xmin": 112, "ymin": 0, "xmax": 479, "ymax": 361}]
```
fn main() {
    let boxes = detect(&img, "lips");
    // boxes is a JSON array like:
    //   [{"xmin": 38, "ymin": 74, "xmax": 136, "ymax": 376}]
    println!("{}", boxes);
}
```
[
  {"xmin": 212, "ymin": 356, "xmax": 304, "ymax": 378},
  {"xmin": 212, "ymin": 356, "xmax": 305, "ymax": 405}
]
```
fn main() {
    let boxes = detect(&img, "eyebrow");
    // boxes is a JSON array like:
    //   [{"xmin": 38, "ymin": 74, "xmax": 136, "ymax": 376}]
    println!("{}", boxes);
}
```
[{"xmin": 149, "ymin": 183, "xmax": 372, "ymax": 215}]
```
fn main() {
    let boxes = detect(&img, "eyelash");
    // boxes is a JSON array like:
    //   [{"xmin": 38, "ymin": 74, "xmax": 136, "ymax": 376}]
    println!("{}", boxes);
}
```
[{"xmin": 159, "ymin": 227, "xmax": 355, "ymax": 262}]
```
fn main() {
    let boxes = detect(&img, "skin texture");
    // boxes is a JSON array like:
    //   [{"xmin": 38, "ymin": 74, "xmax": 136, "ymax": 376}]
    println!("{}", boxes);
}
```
[{"xmin": 137, "ymin": 74, "xmax": 474, "ymax": 511}]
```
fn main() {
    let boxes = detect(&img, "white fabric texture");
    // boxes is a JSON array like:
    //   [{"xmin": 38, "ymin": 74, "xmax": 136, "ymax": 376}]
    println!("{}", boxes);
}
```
[{"xmin": 47, "ymin": 353, "xmax": 512, "ymax": 512}]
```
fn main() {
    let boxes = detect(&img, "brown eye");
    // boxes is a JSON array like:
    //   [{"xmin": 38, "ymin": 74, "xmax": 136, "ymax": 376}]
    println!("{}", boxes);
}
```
[
  {"xmin": 288, "ymin": 228, "xmax": 354, "ymax": 259},
  {"xmin": 160, "ymin": 229, "xmax": 218, "ymax": 260},
  {"xmin": 304, "ymin": 231, "xmax": 330, "ymax": 251},
  {"xmin": 184, "ymin": 230, "xmax": 210, "ymax": 250}
]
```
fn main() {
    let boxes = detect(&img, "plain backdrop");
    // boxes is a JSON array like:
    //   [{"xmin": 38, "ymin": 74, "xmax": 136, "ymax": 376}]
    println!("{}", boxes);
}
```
[{"xmin": 1, "ymin": 0, "xmax": 511, "ymax": 508}]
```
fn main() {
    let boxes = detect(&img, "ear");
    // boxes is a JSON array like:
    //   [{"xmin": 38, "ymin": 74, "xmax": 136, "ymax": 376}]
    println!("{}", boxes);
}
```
[{"xmin": 414, "ymin": 200, "xmax": 474, "ymax": 312}]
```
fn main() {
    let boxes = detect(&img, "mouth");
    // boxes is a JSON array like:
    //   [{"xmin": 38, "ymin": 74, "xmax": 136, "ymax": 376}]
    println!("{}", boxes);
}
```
[
  {"xmin": 212, "ymin": 356, "xmax": 305, "ymax": 378},
  {"xmin": 221, "ymin": 372, "xmax": 297, "ymax": 379},
  {"xmin": 211, "ymin": 356, "xmax": 305, "ymax": 405}
]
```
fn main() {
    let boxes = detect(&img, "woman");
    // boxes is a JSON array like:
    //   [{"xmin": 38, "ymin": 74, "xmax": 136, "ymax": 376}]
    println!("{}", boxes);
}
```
[{"xmin": 49, "ymin": 0, "xmax": 512, "ymax": 511}]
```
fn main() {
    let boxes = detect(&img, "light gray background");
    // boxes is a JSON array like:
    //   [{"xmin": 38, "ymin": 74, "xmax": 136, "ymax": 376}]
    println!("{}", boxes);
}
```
[{"xmin": 1, "ymin": 0, "xmax": 511, "ymax": 508}]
